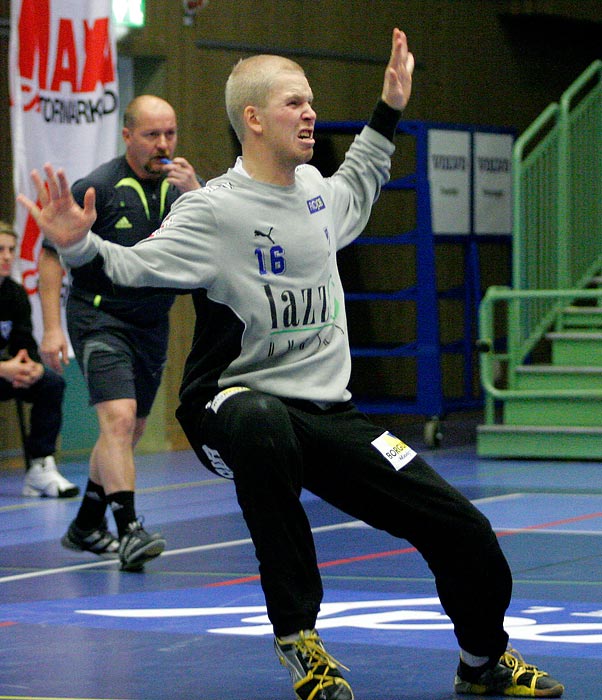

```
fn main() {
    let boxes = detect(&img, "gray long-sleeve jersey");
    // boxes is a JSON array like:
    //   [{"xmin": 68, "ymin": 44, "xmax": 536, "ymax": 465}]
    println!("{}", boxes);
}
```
[{"xmin": 58, "ymin": 126, "xmax": 394, "ymax": 408}]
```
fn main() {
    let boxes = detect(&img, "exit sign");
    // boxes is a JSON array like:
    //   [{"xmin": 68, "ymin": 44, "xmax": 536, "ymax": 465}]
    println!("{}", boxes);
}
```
[{"xmin": 112, "ymin": 0, "xmax": 145, "ymax": 28}]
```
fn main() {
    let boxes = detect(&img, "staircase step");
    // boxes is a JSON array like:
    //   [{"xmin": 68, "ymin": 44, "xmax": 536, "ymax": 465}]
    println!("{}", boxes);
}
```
[
  {"xmin": 504, "ymin": 396, "xmax": 602, "ymax": 426},
  {"xmin": 547, "ymin": 331, "xmax": 602, "ymax": 366},
  {"xmin": 514, "ymin": 364, "xmax": 602, "ymax": 390},
  {"xmin": 560, "ymin": 306, "xmax": 602, "ymax": 328},
  {"xmin": 477, "ymin": 424, "xmax": 602, "ymax": 459}
]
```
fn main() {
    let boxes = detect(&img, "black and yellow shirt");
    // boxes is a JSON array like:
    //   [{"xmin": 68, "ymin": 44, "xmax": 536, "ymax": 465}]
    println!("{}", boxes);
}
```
[{"xmin": 67, "ymin": 156, "xmax": 182, "ymax": 323}]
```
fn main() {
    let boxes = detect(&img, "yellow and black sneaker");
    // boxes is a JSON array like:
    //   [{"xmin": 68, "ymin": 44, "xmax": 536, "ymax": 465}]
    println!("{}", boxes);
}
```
[
  {"xmin": 274, "ymin": 629, "xmax": 353, "ymax": 700},
  {"xmin": 454, "ymin": 647, "xmax": 564, "ymax": 697}
]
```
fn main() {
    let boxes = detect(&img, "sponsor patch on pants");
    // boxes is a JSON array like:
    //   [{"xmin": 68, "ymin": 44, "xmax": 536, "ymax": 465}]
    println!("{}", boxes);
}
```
[{"xmin": 371, "ymin": 431, "xmax": 416, "ymax": 471}]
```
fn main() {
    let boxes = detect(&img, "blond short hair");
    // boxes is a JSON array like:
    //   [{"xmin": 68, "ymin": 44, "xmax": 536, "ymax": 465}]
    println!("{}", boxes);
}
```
[{"xmin": 225, "ymin": 54, "xmax": 305, "ymax": 143}]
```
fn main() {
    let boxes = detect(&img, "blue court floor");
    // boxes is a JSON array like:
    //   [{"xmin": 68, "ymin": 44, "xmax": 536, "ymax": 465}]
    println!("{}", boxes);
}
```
[{"xmin": 0, "ymin": 422, "xmax": 600, "ymax": 699}]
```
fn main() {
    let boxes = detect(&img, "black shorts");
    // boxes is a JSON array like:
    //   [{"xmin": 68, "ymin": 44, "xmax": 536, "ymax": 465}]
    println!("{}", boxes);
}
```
[{"xmin": 67, "ymin": 295, "xmax": 169, "ymax": 418}]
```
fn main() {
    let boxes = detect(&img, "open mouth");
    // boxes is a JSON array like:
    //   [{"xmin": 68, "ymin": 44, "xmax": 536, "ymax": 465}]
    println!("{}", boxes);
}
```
[{"xmin": 298, "ymin": 129, "xmax": 314, "ymax": 142}]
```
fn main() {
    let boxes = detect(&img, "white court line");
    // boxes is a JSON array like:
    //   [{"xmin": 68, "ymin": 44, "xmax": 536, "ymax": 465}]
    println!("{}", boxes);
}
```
[
  {"xmin": 1, "ymin": 493, "xmax": 598, "ymax": 585},
  {"xmin": 495, "ymin": 527, "xmax": 602, "ymax": 536},
  {"xmin": 0, "ymin": 520, "xmax": 364, "ymax": 584}
]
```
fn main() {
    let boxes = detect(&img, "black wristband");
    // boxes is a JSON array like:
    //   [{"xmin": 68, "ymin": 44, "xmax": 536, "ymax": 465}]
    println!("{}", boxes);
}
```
[{"xmin": 367, "ymin": 99, "xmax": 402, "ymax": 142}]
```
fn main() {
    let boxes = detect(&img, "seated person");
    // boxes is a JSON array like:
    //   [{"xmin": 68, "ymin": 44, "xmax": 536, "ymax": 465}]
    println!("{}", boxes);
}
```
[{"xmin": 0, "ymin": 221, "xmax": 78, "ymax": 498}]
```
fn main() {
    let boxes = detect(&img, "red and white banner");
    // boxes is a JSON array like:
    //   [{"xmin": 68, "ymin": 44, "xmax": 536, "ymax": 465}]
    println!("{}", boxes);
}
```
[{"xmin": 9, "ymin": 0, "xmax": 119, "ymax": 341}]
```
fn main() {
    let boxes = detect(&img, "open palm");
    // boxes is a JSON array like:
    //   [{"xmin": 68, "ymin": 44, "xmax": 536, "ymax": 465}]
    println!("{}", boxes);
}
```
[{"xmin": 17, "ymin": 164, "xmax": 97, "ymax": 248}]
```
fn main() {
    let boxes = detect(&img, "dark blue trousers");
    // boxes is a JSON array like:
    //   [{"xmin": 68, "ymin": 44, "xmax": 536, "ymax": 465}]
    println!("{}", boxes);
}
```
[{"xmin": 0, "ymin": 368, "xmax": 65, "ymax": 461}]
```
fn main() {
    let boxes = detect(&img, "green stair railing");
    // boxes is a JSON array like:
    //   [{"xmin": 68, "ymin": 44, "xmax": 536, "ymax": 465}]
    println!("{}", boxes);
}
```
[
  {"xmin": 479, "ymin": 287, "xmax": 602, "ymax": 424},
  {"xmin": 481, "ymin": 60, "xmax": 602, "ymax": 423},
  {"xmin": 512, "ymin": 102, "xmax": 562, "ymax": 361},
  {"xmin": 560, "ymin": 61, "xmax": 602, "ymax": 290}
]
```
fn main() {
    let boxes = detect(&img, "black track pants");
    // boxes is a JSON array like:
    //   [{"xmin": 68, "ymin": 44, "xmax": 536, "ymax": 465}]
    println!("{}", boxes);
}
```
[
  {"xmin": 0, "ymin": 367, "xmax": 65, "ymax": 460},
  {"xmin": 177, "ymin": 389, "xmax": 511, "ymax": 658}
]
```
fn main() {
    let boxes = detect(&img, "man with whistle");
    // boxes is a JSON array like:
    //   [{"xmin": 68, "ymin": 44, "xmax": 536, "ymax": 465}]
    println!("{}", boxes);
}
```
[{"xmin": 38, "ymin": 95, "xmax": 203, "ymax": 572}]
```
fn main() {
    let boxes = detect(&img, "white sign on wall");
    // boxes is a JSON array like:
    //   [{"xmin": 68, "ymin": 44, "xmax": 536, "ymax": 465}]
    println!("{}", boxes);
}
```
[
  {"xmin": 474, "ymin": 132, "xmax": 513, "ymax": 235},
  {"xmin": 428, "ymin": 129, "xmax": 471, "ymax": 235}
]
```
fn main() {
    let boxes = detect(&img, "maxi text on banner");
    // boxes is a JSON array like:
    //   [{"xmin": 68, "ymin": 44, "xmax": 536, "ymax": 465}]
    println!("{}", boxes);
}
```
[{"xmin": 9, "ymin": 0, "xmax": 119, "ymax": 343}]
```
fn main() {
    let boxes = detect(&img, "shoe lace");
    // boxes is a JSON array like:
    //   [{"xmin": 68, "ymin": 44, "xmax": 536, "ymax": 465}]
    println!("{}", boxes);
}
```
[
  {"xmin": 296, "ymin": 630, "xmax": 350, "ymax": 677},
  {"xmin": 501, "ymin": 647, "xmax": 548, "ymax": 688}
]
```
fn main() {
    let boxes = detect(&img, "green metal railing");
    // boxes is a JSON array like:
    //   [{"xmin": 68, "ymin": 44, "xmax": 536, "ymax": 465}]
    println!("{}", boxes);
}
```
[
  {"xmin": 480, "ymin": 61, "xmax": 602, "ymax": 422},
  {"xmin": 513, "ymin": 102, "xmax": 561, "ymax": 292},
  {"xmin": 515, "ymin": 59, "xmax": 602, "ymax": 293},
  {"xmin": 512, "ymin": 102, "xmax": 562, "ymax": 361},
  {"xmin": 511, "ymin": 61, "xmax": 602, "ymax": 359},
  {"xmin": 479, "ymin": 286, "xmax": 602, "ymax": 424},
  {"xmin": 560, "ymin": 61, "xmax": 602, "ymax": 289}
]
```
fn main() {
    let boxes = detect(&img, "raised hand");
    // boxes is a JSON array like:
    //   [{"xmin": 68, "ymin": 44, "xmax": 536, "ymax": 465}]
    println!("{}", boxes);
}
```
[
  {"xmin": 381, "ymin": 28, "xmax": 415, "ymax": 112},
  {"xmin": 17, "ymin": 164, "xmax": 97, "ymax": 249}
]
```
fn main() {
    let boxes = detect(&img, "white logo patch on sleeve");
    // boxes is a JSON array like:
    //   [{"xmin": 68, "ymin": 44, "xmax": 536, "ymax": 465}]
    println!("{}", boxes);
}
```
[{"xmin": 371, "ymin": 431, "xmax": 416, "ymax": 471}]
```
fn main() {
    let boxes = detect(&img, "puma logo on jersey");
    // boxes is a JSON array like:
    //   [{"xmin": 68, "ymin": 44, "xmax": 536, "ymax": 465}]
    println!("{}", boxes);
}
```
[{"xmin": 254, "ymin": 226, "xmax": 275, "ymax": 244}]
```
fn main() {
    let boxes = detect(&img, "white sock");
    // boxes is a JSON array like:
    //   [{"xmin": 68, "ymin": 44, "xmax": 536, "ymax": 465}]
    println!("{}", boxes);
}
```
[
  {"xmin": 278, "ymin": 629, "xmax": 313, "ymax": 643},
  {"xmin": 460, "ymin": 649, "xmax": 490, "ymax": 667}
]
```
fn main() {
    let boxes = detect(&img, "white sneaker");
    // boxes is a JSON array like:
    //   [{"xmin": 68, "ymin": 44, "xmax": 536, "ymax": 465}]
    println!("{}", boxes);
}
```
[{"xmin": 22, "ymin": 456, "xmax": 80, "ymax": 498}]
